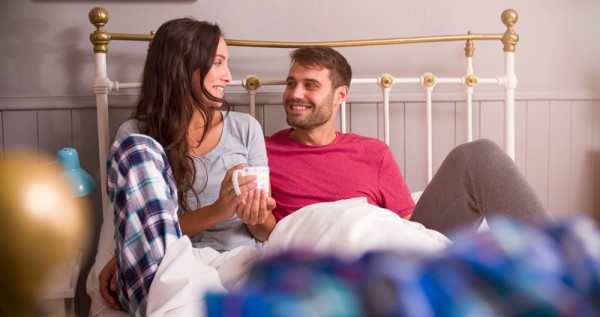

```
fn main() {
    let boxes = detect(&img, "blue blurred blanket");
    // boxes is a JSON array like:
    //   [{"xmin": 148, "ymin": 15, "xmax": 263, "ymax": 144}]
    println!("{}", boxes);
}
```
[{"xmin": 207, "ymin": 215, "xmax": 600, "ymax": 317}]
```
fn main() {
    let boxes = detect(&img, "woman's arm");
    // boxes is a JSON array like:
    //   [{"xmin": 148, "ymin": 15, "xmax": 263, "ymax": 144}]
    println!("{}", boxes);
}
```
[{"xmin": 238, "ymin": 114, "xmax": 276, "ymax": 241}]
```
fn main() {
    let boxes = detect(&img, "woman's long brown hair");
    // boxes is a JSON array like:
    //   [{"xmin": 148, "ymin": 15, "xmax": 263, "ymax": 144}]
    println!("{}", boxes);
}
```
[{"xmin": 132, "ymin": 18, "xmax": 230, "ymax": 213}]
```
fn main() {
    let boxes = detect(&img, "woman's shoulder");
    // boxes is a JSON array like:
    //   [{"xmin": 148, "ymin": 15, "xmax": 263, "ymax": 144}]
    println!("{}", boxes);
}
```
[
  {"xmin": 223, "ymin": 110, "xmax": 261, "ymax": 129},
  {"xmin": 114, "ymin": 118, "xmax": 141, "ymax": 141},
  {"xmin": 224, "ymin": 110, "xmax": 255, "ymax": 122}
]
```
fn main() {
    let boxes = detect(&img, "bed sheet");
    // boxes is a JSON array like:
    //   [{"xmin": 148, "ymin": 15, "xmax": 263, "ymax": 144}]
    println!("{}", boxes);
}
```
[{"xmin": 88, "ymin": 194, "xmax": 445, "ymax": 316}]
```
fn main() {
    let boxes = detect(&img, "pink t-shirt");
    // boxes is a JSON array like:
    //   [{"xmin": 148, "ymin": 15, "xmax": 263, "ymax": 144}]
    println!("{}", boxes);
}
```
[{"xmin": 266, "ymin": 129, "xmax": 414, "ymax": 221}]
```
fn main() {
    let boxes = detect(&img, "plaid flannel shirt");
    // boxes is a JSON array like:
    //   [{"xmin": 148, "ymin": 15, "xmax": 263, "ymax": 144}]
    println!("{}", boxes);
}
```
[{"xmin": 107, "ymin": 134, "xmax": 182, "ymax": 316}]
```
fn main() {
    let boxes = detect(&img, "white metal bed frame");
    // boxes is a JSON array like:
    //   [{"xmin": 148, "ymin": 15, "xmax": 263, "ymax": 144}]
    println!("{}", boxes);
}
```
[{"xmin": 89, "ymin": 7, "xmax": 519, "ymax": 217}]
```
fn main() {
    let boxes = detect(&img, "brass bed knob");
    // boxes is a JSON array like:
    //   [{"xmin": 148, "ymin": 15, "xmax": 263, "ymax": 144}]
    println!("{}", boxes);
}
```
[{"xmin": 89, "ymin": 7, "xmax": 110, "ymax": 53}]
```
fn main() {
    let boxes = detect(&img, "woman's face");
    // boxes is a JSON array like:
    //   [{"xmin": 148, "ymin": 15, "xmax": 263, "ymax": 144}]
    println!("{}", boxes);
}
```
[{"xmin": 194, "ymin": 37, "xmax": 232, "ymax": 107}]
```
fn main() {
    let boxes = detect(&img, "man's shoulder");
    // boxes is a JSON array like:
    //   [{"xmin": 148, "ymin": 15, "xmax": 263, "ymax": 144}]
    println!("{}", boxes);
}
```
[
  {"xmin": 340, "ymin": 132, "xmax": 388, "ymax": 147},
  {"xmin": 265, "ymin": 129, "xmax": 291, "ymax": 144}
]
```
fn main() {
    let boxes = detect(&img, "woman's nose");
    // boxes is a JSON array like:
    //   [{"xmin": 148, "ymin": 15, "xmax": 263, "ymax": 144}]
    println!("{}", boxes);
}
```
[{"xmin": 223, "ymin": 67, "xmax": 232, "ymax": 83}]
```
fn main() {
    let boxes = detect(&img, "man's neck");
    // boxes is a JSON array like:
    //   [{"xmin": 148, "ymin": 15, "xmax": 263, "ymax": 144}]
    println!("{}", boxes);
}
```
[{"xmin": 290, "ymin": 126, "xmax": 337, "ymax": 146}]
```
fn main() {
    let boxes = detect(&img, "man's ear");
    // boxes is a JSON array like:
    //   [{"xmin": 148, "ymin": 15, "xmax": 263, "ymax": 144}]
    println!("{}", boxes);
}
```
[{"xmin": 334, "ymin": 85, "xmax": 349, "ymax": 106}]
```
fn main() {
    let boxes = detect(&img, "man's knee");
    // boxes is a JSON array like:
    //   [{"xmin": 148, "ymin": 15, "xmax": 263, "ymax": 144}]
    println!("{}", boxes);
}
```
[
  {"xmin": 449, "ymin": 139, "xmax": 504, "ymax": 163},
  {"xmin": 467, "ymin": 138, "xmax": 501, "ymax": 152}
]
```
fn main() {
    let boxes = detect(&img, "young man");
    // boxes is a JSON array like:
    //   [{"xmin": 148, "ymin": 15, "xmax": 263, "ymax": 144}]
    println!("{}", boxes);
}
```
[{"xmin": 266, "ymin": 46, "xmax": 553, "ymax": 236}]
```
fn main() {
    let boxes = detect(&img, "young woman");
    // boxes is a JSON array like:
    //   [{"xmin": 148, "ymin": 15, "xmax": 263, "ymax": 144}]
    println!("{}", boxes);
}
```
[{"xmin": 99, "ymin": 18, "xmax": 275, "ymax": 316}]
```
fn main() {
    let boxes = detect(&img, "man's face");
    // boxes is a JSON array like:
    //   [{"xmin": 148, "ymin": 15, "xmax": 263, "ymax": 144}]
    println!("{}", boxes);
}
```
[{"xmin": 283, "ymin": 62, "xmax": 338, "ymax": 130}]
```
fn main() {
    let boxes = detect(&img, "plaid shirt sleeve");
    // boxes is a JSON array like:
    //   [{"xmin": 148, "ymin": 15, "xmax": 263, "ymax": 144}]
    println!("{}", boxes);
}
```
[{"xmin": 107, "ymin": 134, "xmax": 182, "ymax": 316}]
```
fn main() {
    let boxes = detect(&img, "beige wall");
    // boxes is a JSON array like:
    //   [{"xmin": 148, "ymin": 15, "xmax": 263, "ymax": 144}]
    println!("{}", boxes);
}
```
[{"xmin": 1, "ymin": 1, "xmax": 600, "ymax": 97}]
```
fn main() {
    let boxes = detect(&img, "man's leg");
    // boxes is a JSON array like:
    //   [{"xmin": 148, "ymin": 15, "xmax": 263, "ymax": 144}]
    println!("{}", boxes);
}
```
[
  {"xmin": 107, "ymin": 134, "xmax": 181, "ymax": 316},
  {"xmin": 410, "ymin": 139, "xmax": 552, "ymax": 236}
]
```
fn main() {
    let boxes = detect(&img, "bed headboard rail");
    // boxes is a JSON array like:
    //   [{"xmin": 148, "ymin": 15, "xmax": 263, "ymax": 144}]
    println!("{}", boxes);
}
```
[{"xmin": 89, "ymin": 7, "xmax": 518, "ymax": 214}]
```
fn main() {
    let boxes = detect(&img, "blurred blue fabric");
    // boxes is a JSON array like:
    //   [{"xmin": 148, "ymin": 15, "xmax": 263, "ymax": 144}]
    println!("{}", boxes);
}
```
[{"xmin": 207, "ymin": 216, "xmax": 600, "ymax": 317}]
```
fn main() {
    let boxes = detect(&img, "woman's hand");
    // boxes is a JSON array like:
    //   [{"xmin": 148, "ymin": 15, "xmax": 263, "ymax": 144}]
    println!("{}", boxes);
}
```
[
  {"xmin": 221, "ymin": 165, "xmax": 277, "ymax": 241},
  {"xmin": 236, "ymin": 188, "xmax": 277, "ymax": 242},
  {"xmin": 214, "ymin": 164, "xmax": 258, "ymax": 219},
  {"xmin": 98, "ymin": 255, "xmax": 122, "ymax": 311},
  {"xmin": 236, "ymin": 189, "xmax": 275, "ymax": 225},
  {"xmin": 178, "ymin": 163, "xmax": 259, "ymax": 237}
]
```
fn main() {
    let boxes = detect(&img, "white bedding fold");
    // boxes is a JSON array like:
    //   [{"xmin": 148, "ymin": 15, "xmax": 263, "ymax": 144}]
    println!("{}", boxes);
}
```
[
  {"xmin": 263, "ymin": 197, "xmax": 450, "ymax": 260},
  {"xmin": 91, "ymin": 197, "xmax": 450, "ymax": 316},
  {"xmin": 146, "ymin": 237, "xmax": 261, "ymax": 317}
]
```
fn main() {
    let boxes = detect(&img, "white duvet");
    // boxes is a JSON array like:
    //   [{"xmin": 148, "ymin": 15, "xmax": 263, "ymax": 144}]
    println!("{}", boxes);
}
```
[{"xmin": 87, "ymin": 196, "xmax": 450, "ymax": 317}]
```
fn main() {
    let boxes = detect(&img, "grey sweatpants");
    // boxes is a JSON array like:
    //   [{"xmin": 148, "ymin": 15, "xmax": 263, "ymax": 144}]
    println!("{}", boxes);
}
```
[{"xmin": 410, "ymin": 139, "xmax": 553, "ymax": 237}]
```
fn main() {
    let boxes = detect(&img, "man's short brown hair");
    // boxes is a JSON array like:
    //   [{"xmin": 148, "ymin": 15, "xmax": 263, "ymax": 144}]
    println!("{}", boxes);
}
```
[{"xmin": 289, "ymin": 46, "xmax": 352, "ymax": 89}]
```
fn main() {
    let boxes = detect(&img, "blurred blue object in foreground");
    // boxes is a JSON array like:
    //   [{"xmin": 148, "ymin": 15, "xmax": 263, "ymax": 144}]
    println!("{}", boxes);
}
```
[{"xmin": 206, "ymin": 216, "xmax": 600, "ymax": 317}]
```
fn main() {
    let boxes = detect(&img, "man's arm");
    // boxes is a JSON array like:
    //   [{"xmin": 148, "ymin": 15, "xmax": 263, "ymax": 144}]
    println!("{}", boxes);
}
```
[{"xmin": 378, "ymin": 147, "xmax": 415, "ymax": 218}]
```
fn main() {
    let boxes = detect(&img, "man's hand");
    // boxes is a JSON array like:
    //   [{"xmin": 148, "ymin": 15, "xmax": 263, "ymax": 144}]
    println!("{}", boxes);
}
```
[{"xmin": 99, "ymin": 255, "xmax": 122, "ymax": 311}]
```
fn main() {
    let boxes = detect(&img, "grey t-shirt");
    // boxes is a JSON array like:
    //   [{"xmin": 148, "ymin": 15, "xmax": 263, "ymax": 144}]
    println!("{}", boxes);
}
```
[{"xmin": 114, "ymin": 110, "xmax": 267, "ymax": 251}]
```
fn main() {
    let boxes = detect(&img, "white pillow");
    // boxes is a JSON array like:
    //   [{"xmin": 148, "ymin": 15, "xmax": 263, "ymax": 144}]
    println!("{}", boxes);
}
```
[{"xmin": 263, "ymin": 197, "xmax": 450, "ymax": 260}]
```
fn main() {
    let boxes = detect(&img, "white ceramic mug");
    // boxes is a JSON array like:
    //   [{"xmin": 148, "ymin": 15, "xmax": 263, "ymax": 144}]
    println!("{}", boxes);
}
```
[{"xmin": 232, "ymin": 166, "xmax": 270, "ymax": 196}]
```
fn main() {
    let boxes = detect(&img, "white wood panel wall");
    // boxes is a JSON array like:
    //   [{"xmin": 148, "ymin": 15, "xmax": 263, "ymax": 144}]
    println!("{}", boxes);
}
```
[{"xmin": 1, "ymin": 96, "xmax": 599, "ymax": 223}]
